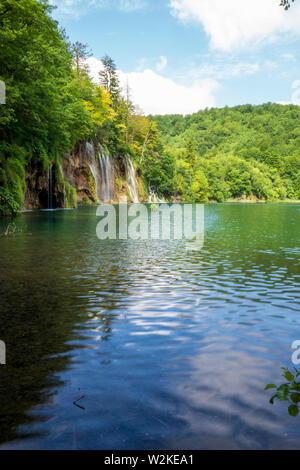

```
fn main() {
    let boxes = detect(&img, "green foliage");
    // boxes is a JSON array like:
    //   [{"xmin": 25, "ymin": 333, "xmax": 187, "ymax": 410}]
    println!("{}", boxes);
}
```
[
  {"xmin": 151, "ymin": 103, "xmax": 300, "ymax": 202},
  {"xmin": 265, "ymin": 367, "xmax": 300, "ymax": 417},
  {"xmin": 185, "ymin": 138, "xmax": 197, "ymax": 168},
  {"xmin": 65, "ymin": 181, "xmax": 77, "ymax": 209},
  {"xmin": 141, "ymin": 147, "xmax": 175, "ymax": 198},
  {"xmin": 71, "ymin": 42, "xmax": 92, "ymax": 76},
  {"xmin": 192, "ymin": 170, "xmax": 209, "ymax": 203},
  {"xmin": 0, "ymin": 142, "xmax": 26, "ymax": 214},
  {"xmin": 88, "ymin": 167, "xmax": 97, "ymax": 202},
  {"xmin": 280, "ymin": 0, "xmax": 295, "ymax": 9},
  {"xmin": 1, "ymin": 0, "xmax": 298, "ymax": 214},
  {"xmin": 0, "ymin": 187, "xmax": 22, "ymax": 215},
  {"xmin": 99, "ymin": 55, "xmax": 121, "ymax": 108},
  {"xmin": 0, "ymin": 0, "xmax": 85, "ymax": 214},
  {"xmin": 0, "ymin": 1, "xmax": 163, "ymax": 214},
  {"xmin": 175, "ymin": 159, "xmax": 194, "ymax": 202}
]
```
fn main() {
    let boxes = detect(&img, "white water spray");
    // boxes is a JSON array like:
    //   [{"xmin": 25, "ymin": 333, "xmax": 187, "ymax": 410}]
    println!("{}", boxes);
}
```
[
  {"xmin": 99, "ymin": 146, "xmax": 114, "ymax": 202},
  {"xmin": 59, "ymin": 164, "xmax": 66, "ymax": 209},
  {"xmin": 148, "ymin": 188, "xmax": 165, "ymax": 204},
  {"xmin": 85, "ymin": 142, "xmax": 114, "ymax": 202},
  {"xmin": 48, "ymin": 165, "xmax": 53, "ymax": 209},
  {"xmin": 126, "ymin": 157, "xmax": 139, "ymax": 203}
]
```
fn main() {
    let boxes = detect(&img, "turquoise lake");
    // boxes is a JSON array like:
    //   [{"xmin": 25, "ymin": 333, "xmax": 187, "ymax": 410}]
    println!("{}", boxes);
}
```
[{"xmin": 0, "ymin": 204, "xmax": 299, "ymax": 449}]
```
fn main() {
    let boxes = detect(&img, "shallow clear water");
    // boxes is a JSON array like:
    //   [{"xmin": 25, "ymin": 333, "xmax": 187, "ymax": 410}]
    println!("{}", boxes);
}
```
[{"xmin": 0, "ymin": 204, "xmax": 299, "ymax": 450}]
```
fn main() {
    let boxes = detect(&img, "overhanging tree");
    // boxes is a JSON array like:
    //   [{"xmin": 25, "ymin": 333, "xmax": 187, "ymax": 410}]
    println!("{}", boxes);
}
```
[{"xmin": 280, "ymin": 0, "xmax": 295, "ymax": 9}]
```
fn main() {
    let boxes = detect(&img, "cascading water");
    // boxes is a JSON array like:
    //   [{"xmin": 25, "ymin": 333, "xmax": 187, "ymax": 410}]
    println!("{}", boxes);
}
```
[
  {"xmin": 48, "ymin": 165, "xmax": 53, "ymax": 209},
  {"xmin": 85, "ymin": 142, "xmax": 101, "ymax": 202},
  {"xmin": 85, "ymin": 142, "xmax": 114, "ymax": 203},
  {"xmin": 99, "ymin": 146, "xmax": 114, "ymax": 202},
  {"xmin": 59, "ymin": 165, "xmax": 66, "ymax": 209},
  {"xmin": 125, "ymin": 157, "xmax": 139, "ymax": 203},
  {"xmin": 148, "ymin": 189, "xmax": 165, "ymax": 204},
  {"xmin": 148, "ymin": 189, "xmax": 158, "ymax": 204}
]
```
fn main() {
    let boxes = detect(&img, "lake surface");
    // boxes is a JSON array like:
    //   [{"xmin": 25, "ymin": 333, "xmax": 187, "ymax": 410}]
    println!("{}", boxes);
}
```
[{"xmin": 0, "ymin": 204, "xmax": 299, "ymax": 450}]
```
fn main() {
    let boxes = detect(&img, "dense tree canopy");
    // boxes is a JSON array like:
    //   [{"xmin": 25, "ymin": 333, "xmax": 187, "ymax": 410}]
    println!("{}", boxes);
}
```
[
  {"xmin": 1, "ymin": 0, "xmax": 299, "ymax": 214},
  {"xmin": 0, "ymin": 0, "xmax": 161, "ymax": 214},
  {"xmin": 150, "ymin": 103, "xmax": 300, "ymax": 202}
]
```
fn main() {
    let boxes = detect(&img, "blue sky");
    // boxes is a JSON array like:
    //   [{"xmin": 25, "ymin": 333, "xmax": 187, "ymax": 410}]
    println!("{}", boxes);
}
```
[{"xmin": 50, "ymin": 0, "xmax": 300, "ymax": 114}]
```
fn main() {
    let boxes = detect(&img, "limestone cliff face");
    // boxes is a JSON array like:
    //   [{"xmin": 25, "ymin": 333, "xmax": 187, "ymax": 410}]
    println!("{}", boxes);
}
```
[
  {"xmin": 23, "ymin": 141, "xmax": 141, "ymax": 211},
  {"xmin": 24, "ymin": 162, "xmax": 49, "ymax": 210},
  {"xmin": 24, "ymin": 160, "xmax": 66, "ymax": 210},
  {"xmin": 61, "ymin": 142, "xmax": 97, "ymax": 206}
]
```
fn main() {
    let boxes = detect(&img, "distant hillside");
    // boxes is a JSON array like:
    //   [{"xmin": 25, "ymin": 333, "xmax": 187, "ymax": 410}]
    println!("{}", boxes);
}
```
[{"xmin": 149, "ymin": 103, "xmax": 300, "ymax": 202}]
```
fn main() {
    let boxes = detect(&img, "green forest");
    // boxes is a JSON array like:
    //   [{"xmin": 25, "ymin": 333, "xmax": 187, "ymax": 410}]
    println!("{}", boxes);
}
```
[
  {"xmin": 150, "ymin": 104, "xmax": 300, "ymax": 203},
  {"xmin": 0, "ymin": 0, "xmax": 300, "ymax": 215},
  {"xmin": 0, "ymin": 0, "xmax": 162, "ymax": 215}
]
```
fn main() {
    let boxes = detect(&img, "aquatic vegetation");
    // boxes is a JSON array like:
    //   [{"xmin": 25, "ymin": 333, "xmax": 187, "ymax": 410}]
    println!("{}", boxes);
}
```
[{"xmin": 265, "ymin": 367, "xmax": 300, "ymax": 417}]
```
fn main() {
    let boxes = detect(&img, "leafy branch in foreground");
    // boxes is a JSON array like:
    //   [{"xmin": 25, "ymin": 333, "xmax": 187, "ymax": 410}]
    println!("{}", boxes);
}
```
[
  {"xmin": 280, "ymin": 0, "xmax": 295, "ymax": 9},
  {"xmin": 265, "ymin": 367, "xmax": 300, "ymax": 417}
]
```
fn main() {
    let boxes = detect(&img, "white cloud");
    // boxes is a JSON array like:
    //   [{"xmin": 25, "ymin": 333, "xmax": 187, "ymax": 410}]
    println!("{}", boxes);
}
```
[
  {"xmin": 86, "ymin": 57, "xmax": 219, "ymax": 114},
  {"xmin": 118, "ymin": 70, "xmax": 219, "ymax": 114},
  {"xmin": 136, "ymin": 58, "xmax": 148, "ymax": 71},
  {"xmin": 156, "ymin": 56, "xmax": 168, "ymax": 72},
  {"xmin": 292, "ymin": 80, "xmax": 300, "ymax": 105},
  {"xmin": 277, "ymin": 80, "xmax": 300, "ymax": 106},
  {"xmin": 86, "ymin": 57, "xmax": 105, "ymax": 81},
  {"xmin": 169, "ymin": 0, "xmax": 300, "ymax": 51}
]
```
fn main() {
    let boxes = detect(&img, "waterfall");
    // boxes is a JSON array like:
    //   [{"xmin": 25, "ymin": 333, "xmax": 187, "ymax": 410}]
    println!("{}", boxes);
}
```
[
  {"xmin": 89, "ymin": 162, "xmax": 101, "ymax": 202},
  {"xmin": 85, "ymin": 142, "xmax": 114, "ymax": 203},
  {"xmin": 59, "ymin": 165, "xmax": 66, "ymax": 209},
  {"xmin": 85, "ymin": 142, "xmax": 94, "ymax": 160},
  {"xmin": 85, "ymin": 142, "xmax": 101, "ymax": 202},
  {"xmin": 148, "ymin": 189, "xmax": 165, "ymax": 204},
  {"xmin": 98, "ymin": 146, "xmax": 114, "ymax": 202},
  {"xmin": 48, "ymin": 165, "xmax": 53, "ymax": 209},
  {"xmin": 63, "ymin": 183, "xmax": 66, "ymax": 209},
  {"xmin": 148, "ymin": 189, "xmax": 158, "ymax": 204},
  {"xmin": 126, "ymin": 157, "xmax": 139, "ymax": 203}
]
